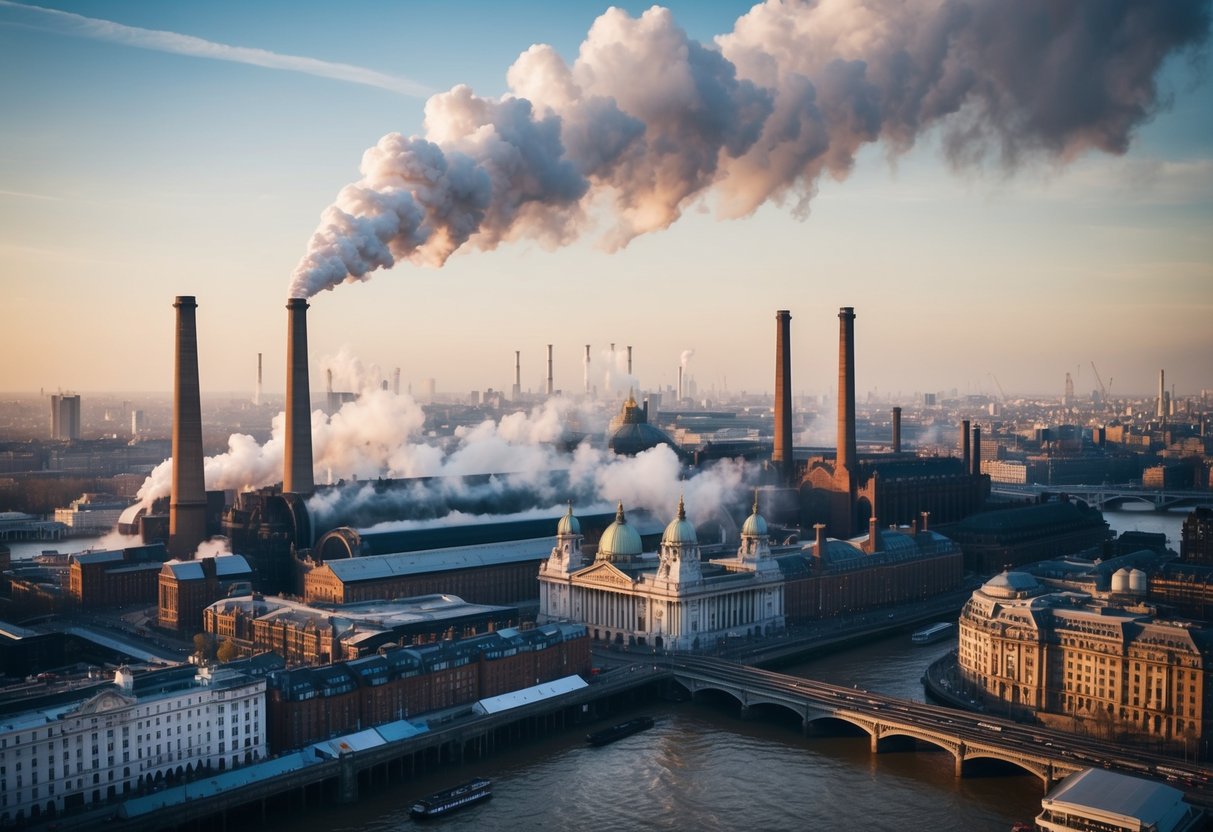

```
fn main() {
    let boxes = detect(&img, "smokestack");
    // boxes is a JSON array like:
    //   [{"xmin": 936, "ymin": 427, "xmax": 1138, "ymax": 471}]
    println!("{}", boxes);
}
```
[
  {"xmin": 326, "ymin": 368, "xmax": 333, "ymax": 395},
  {"xmin": 513, "ymin": 350, "xmax": 521, "ymax": 399},
  {"xmin": 393, "ymin": 367, "xmax": 400, "ymax": 396},
  {"xmin": 773, "ymin": 310, "xmax": 793, "ymax": 483},
  {"xmin": 892, "ymin": 406, "xmax": 901, "ymax": 453},
  {"xmin": 169, "ymin": 296, "xmax": 207, "ymax": 558},
  {"xmin": 1158, "ymin": 369, "xmax": 1166, "ymax": 420},
  {"xmin": 971, "ymin": 424, "xmax": 982, "ymax": 476},
  {"xmin": 836, "ymin": 307, "xmax": 857, "ymax": 473},
  {"xmin": 920, "ymin": 511, "xmax": 930, "ymax": 533},
  {"xmin": 813, "ymin": 523, "xmax": 827, "ymax": 555},
  {"xmin": 678, "ymin": 365, "xmax": 683, "ymax": 402},
  {"xmin": 961, "ymin": 419, "xmax": 971, "ymax": 472},
  {"xmin": 255, "ymin": 352, "xmax": 262, "ymax": 406},
  {"xmin": 584, "ymin": 345, "xmax": 591, "ymax": 395},
  {"xmin": 284, "ymin": 298, "xmax": 315, "ymax": 496},
  {"xmin": 627, "ymin": 345, "xmax": 633, "ymax": 376},
  {"xmin": 546, "ymin": 344, "xmax": 554, "ymax": 396}
]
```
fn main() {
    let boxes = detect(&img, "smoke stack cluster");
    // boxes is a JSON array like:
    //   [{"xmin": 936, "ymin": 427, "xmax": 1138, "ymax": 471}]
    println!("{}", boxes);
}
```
[
  {"xmin": 836, "ymin": 307, "xmax": 857, "ymax": 474},
  {"xmin": 284, "ymin": 298, "xmax": 315, "ymax": 496},
  {"xmin": 773, "ymin": 310, "xmax": 793, "ymax": 483},
  {"xmin": 892, "ymin": 406, "xmax": 901, "ymax": 453},
  {"xmin": 169, "ymin": 296, "xmax": 207, "ymax": 558}
]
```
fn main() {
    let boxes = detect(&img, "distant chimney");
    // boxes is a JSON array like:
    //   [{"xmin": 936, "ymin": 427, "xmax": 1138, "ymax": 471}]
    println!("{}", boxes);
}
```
[
  {"xmin": 961, "ymin": 419, "xmax": 971, "ymax": 472},
  {"xmin": 255, "ymin": 352, "xmax": 262, "ymax": 406},
  {"xmin": 892, "ymin": 406, "xmax": 901, "ymax": 453},
  {"xmin": 284, "ymin": 298, "xmax": 315, "ymax": 496},
  {"xmin": 971, "ymin": 424, "xmax": 982, "ymax": 476},
  {"xmin": 837, "ymin": 307, "xmax": 857, "ymax": 473},
  {"xmin": 627, "ymin": 345, "xmax": 633, "ymax": 376},
  {"xmin": 813, "ymin": 523, "xmax": 827, "ymax": 556},
  {"xmin": 773, "ymin": 310, "xmax": 793, "ymax": 484},
  {"xmin": 169, "ymin": 296, "xmax": 207, "ymax": 558},
  {"xmin": 546, "ymin": 344, "xmax": 554, "ymax": 396},
  {"xmin": 678, "ymin": 365, "xmax": 684, "ymax": 401},
  {"xmin": 393, "ymin": 367, "xmax": 400, "ymax": 396},
  {"xmin": 584, "ymin": 345, "xmax": 591, "ymax": 395},
  {"xmin": 513, "ymin": 350, "xmax": 521, "ymax": 399},
  {"xmin": 326, "ymin": 368, "xmax": 333, "ymax": 395},
  {"xmin": 1158, "ymin": 369, "xmax": 1166, "ymax": 420}
]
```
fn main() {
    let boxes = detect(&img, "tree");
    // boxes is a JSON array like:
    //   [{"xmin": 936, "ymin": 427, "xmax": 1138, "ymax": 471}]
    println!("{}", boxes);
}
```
[
  {"xmin": 192, "ymin": 632, "xmax": 216, "ymax": 662},
  {"xmin": 216, "ymin": 638, "xmax": 238, "ymax": 663}
]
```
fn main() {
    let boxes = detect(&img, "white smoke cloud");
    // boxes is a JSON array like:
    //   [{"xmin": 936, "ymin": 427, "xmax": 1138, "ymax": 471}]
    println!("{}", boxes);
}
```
[
  {"xmin": 289, "ymin": 0, "xmax": 1210, "ymax": 298},
  {"xmin": 680, "ymin": 349, "xmax": 695, "ymax": 370}
]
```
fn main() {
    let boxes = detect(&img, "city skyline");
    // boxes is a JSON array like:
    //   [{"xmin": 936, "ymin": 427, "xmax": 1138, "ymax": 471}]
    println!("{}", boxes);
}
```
[{"xmin": 2, "ymin": 1, "xmax": 1211, "ymax": 399}]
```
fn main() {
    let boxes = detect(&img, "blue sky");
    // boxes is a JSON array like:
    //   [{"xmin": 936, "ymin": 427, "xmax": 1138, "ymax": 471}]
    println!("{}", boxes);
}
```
[{"xmin": 1, "ymin": 0, "xmax": 1210, "ymax": 400}]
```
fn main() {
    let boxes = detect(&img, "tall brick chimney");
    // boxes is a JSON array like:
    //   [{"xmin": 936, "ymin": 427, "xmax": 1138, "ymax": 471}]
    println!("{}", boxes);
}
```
[
  {"xmin": 169, "ymin": 296, "xmax": 207, "ymax": 558},
  {"xmin": 284, "ymin": 298, "xmax": 315, "ymax": 496},
  {"xmin": 773, "ymin": 310, "xmax": 793, "ymax": 484}
]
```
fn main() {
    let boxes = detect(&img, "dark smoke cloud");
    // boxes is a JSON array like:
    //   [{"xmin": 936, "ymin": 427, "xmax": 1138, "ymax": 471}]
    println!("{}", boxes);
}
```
[{"xmin": 290, "ymin": 0, "xmax": 1210, "ymax": 297}]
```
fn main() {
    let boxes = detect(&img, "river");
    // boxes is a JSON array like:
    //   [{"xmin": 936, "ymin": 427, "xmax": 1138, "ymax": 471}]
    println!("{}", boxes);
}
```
[{"xmin": 270, "ymin": 634, "xmax": 1041, "ymax": 832}]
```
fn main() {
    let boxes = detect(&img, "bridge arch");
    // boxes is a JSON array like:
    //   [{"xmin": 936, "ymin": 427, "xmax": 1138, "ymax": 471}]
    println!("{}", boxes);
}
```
[{"xmin": 960, "ymin": 750, "xmax": 1055, "ymax": 787}]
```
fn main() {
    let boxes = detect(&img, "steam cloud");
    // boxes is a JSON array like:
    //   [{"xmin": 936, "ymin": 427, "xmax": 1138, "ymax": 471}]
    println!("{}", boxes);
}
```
[
  {"xmin": 288, "ymin": 0, "xmax": 1210, "ymax": 298},
  {"xmin": 137, "ymin": 357, "xmax": 752, "ymax": 530}
]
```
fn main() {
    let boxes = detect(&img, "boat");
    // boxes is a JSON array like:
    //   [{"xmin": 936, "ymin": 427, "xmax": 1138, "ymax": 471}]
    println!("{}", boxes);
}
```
[
  {"xmin": 911, "ymin": 622, "xmax": 954, "ymax": 645},
  {"xmin": 586, "ymin": 716, "xmax": 655, "ymax": 746},
  {"xmin": 409, "ymin": 777, "xmax": 492, "ymax": 819}
]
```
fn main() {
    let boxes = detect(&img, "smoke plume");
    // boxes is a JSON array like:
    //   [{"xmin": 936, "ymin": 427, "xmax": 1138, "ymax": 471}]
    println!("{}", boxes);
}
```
[{"xmin": 289, "ymin": 0, "xmax": 1209, "ymax": 298}]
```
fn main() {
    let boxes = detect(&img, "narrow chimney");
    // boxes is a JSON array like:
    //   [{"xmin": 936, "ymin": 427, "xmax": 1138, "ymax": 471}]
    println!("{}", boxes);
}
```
[
  {"xmin": 169, "ymin": 296, "xmax": 207, "ymax": 558},
  {"xmin": 961, "ymin": 419, "xmax": 971, "ymax": 472},
  {"xmin": 773, "ymin": 310, "xmax": 793, "ymax": 484},
  {"xmin": 836, "ymin": 307, "xmax": 857, "ymax": 472},
  {"xmin": 255, "ymin": 352, "xmax": 262, "ymax": 406},
  {"xmin": 326, "ymin": 368, "xmax": 333, "ymax": 395},
  {"xmin": 867, "ymin": 515, "xmax": 880, "ymax": 553},
  {"xmin": 513, "ymin": 350, "xmax": 521, "ymax": 399},
  {"xmin": 627, "ymin": 345, "xmax": 633, "ymax": 376},
  {"xmin": 892, "ymin": 406, "xmax": 901, "ymax": 453},
  {"xmin": 584, "ymin": 345, "xmax": 591, "ymax": 395},
  {"xmin": 284, "ymin": 298, "xmax": 315, "ymax": 496},
  {"xmin": 920, "ymin": 511, "xmax": 930, "ymax": 533},
  {"xmin": 1158, "ymin": 369, "xmax": 1166, "ymax": 420},
  {"xmin": 971, "ymin": 424, "xmax": 982, "ymax": 476},
  {"xmin": 678, "ymin": 365, "xmax": 684, "ymax": 401},
  {"xmin": 813, "ymin": 523, "xmax": 827, "ymax": 555},
  {"xmin": 546, "ymin": 344, "xmax": 554, "ymax": 396}
]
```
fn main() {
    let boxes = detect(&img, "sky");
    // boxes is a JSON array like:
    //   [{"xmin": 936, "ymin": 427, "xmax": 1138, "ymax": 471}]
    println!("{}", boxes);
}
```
[{"xmin": 1, "ymin": 0, "xmax": 1211, "ymax": 402}]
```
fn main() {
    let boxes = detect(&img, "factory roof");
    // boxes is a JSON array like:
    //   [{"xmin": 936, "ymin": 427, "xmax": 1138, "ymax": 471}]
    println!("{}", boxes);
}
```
[
  {"xmin": 953, "ymin": 501, "xmax": 1106, "ymax": 535},
  {"xmin": 320, "ymin": 537, "xmax": 552, "ymax": 582}
]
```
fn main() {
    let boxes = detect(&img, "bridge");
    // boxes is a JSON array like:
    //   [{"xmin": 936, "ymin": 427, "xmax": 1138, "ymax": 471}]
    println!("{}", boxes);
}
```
[
  {"xmin": 991, "ymin": 483, "xmax": 1213, "ymax": 512},
  {"xmin": 664, "ymin": 655, "xmax": 1213, "ymax": 791}
]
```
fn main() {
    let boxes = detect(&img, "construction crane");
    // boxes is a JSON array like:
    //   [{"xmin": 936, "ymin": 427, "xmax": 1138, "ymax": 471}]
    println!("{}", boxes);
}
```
[
  {"xmin": 988, "ymin": 372, "xmax": 1008, "ymax": 403},
  {"xmin": 1090, "ymin": 361, "xmax": 1109, "ymax": 401}
]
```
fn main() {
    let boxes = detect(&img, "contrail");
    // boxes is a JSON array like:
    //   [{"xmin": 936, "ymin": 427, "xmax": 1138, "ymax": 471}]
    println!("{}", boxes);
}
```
[
  {"xmin": 289, "ymin": 0, "xmax": 1211, "ymax": 300},
  {"xmin": 0, "ymin": 0, "xmax": 431, "ymax": 97}
]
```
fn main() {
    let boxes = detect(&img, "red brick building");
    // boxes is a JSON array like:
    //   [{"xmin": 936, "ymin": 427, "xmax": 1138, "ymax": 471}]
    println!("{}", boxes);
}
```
[
  {"xmin": 266, "ymin": 623, "xmax": 589, "ymax": 753},
  {"xmin": 68, "ymin": 543, "xmax": 169, "ymax": 608},
  {"xmin": 158, "ymin": 554, "xmax": 253, "ymax": 634}
]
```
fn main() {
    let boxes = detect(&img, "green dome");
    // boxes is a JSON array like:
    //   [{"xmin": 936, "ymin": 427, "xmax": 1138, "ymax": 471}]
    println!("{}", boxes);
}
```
[
  {"xmin": 556, "ymin": 502, "xmax": 581, "ymax": 536},
  {"xmin": 740, "ymin": 493, "xmax": 767, "ymax": 537},
  {"xmin": 661, "ymin": 496, "xmax": 697, "ymax": 546},
  {"xmin": 598, "ymin": 502, "xmax": 642, "ymax": 560}
]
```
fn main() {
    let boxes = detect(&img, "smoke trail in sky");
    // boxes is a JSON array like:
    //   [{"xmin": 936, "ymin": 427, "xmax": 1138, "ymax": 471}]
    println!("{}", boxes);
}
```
[{"xmin": 289, "ymin": 0, "xmax": 1210, "ymax": 298}]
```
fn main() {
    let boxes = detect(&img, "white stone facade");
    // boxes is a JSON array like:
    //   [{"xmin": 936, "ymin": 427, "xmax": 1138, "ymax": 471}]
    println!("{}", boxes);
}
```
[
  {"xmin": 538, "ymin": 499, "xmax": 785, "ymax": 652},
  {"xmin": 0, "ymin": 666, "xmax": 265, "ymax": 824}
]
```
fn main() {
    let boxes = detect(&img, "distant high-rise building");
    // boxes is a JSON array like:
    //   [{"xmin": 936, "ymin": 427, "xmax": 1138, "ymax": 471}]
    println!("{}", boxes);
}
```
[
  {"xmin": 50, "ymin": 393, "xmax": 81, "ymax": 440},
  {"xmin": 131, "ymin": 409, "xmax": 145, "ymax": 438}
]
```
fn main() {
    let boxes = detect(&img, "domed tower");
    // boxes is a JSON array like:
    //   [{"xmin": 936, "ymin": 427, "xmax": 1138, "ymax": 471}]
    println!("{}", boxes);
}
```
[
  {"xmin": 656, "ymin": 496, "xmax": 702, "ymax": 585},
  {"xmin": 544, "ymin": 501, "xmax": 585, "ymax": 576},
  {"xmin": 595, "ymin": 502, "xmax": 644, "ymax": 565},
  {"xmin": 739, "ymin": 492, "xmax": 771, "ymax": 560}
]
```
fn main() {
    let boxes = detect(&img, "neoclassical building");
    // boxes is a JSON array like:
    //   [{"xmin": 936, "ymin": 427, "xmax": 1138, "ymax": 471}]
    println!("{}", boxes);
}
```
[
  {"xmin": 538, "ymin": 498, "xmax": 785, "ymax": 651},
  {"xmin": 958, "ymin": 571, "xmax": 1211, "ymax": 752}
]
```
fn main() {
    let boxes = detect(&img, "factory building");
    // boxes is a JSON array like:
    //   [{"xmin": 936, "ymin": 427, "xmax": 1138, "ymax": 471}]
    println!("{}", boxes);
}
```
[
  {"xmin": 203, "ymin": 593, "xmax": 517, "ymax": 666},
  {"xmin": 67, "ymin": 543, "xmax": 170, "ymax": 609},
  {"xmin": 778, "ymin": 308, "xmax": 988, "ymax": 539},
  {"xmin": 264, "ymin": 623, "xmax": 588, "ymax": 753},
  {"xmin": 157, "ymin": 555, "xmax": 253, "ymax": 635},
  {"xmin": 944, "ymin": 498, "xmax": 1110, "ymax": 573}
]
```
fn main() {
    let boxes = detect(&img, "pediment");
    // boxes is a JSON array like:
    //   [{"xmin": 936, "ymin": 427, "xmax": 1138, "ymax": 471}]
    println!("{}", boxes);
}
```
[
  {"xmin": 73, "ymin": 689, "xmax": 136, "ymax": 716},
  {"xmin": 572, "ymin": 561, "xmax": 638, "ymax": 589}
]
